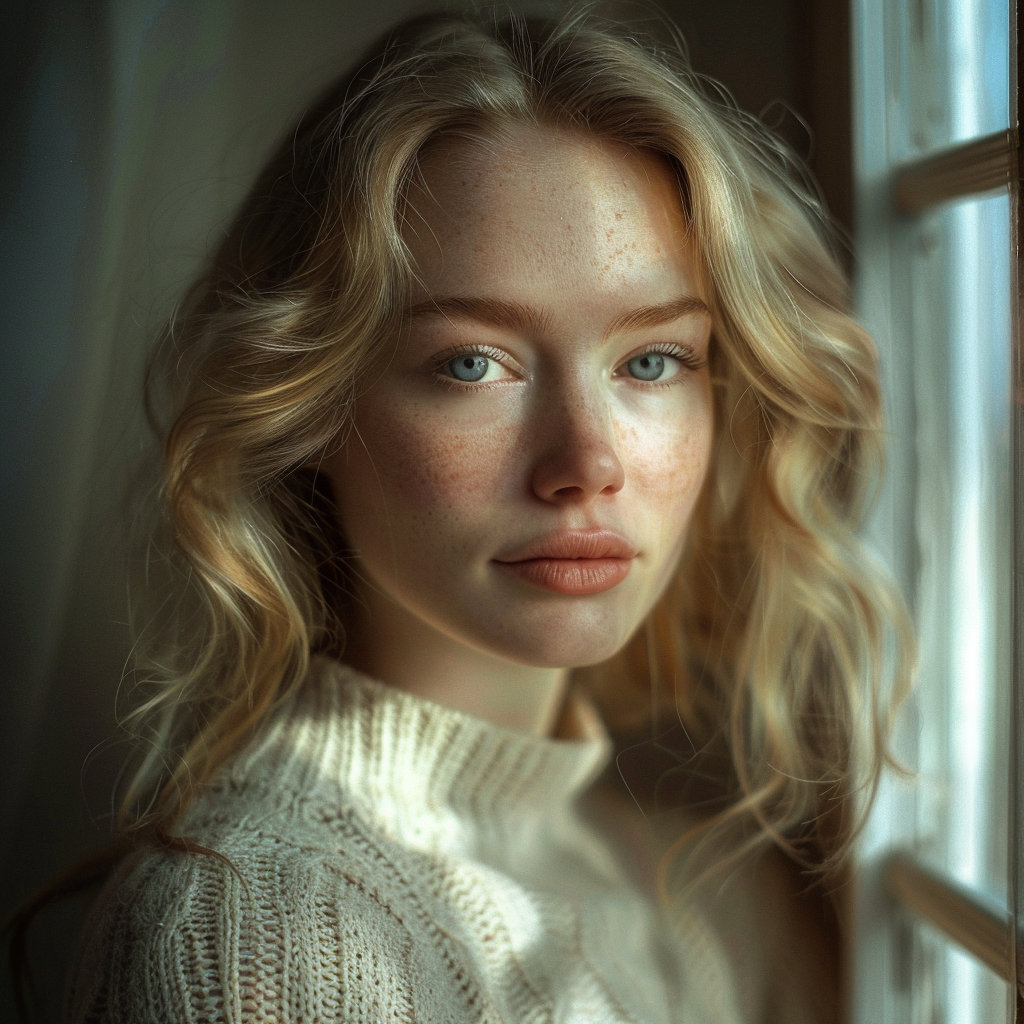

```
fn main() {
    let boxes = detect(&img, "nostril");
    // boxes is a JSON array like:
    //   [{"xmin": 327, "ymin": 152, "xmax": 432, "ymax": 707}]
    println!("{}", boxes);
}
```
[{"xmin": 553, "ymin": 485, "xmax": 585, "ymax": 501}]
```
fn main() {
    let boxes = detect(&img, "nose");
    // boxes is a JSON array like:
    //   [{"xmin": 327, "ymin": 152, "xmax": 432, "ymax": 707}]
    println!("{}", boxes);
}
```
[{"xmin": 530, "ymin": 391, "xmax": 625, "ymax": 505}]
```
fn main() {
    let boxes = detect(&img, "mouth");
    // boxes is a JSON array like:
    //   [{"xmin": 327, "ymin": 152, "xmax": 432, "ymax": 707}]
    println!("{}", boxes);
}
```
[{"xmin": 493, "ymin": 529, "xmax": 637, "ymax": 596}]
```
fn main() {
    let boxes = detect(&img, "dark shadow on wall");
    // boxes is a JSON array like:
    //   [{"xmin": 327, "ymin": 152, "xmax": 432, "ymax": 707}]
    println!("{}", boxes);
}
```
[
  {"xmin": 658, "ymin": 0, "xmax": 852, "ymax": 237},
  {"xmin": 0, "ymin": 1, "xmax": 850, "ymax": 1020}
]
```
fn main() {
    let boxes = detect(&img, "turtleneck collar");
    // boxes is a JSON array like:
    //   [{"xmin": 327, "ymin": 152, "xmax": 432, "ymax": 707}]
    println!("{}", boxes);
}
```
[{"xmin": 220, "ymin": 657, "xmax": 613, "ymax": 856}]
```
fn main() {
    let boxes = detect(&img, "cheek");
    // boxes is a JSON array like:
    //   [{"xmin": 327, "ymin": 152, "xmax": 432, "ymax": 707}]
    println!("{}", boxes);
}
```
[
  {"xmin": 343, "ymin": 398, "xmax": 520, "ymax": 519},
  {"xmin": 615, "ymin": 390, "xmax": 714, "ymax": 510}
]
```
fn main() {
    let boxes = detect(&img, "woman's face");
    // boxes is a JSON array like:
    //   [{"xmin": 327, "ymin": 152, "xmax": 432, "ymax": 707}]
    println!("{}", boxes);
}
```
[{"xmin": 326, "ymin": 125, "xmax": 714, "ymax": 669}]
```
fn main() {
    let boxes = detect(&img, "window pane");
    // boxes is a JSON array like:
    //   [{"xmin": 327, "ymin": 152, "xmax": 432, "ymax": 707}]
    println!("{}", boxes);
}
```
[
  {"xmin": 907, "ymin": 925, "xmax": 1014, "ymax": 1023},
  {"xmin": 909, "ymin": 191, "xmax": 1011, "ymax": 900},
  {"xmin": 901, "ymin": 188, "xmax": 1012, "ymax": 1021},
  {"xmin": 898, "ymin": 0, "xmax": 1009, "ymax": 160}
]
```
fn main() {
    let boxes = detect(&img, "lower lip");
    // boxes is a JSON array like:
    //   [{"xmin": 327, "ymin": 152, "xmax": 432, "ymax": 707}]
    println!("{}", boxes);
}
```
[{"xmin": 495, "ymin": 558, "xmax": 632, "ymax": 595}]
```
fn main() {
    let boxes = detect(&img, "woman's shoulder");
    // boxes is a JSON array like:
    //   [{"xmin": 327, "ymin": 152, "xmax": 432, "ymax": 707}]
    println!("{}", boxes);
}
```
[
  {"xmin": 64, "ymin": 662, "xmax": 501, "ymax": 1024},
  {"xmin": 64, "ymin": 832, "xmax": 488, "ymax": 1023}
]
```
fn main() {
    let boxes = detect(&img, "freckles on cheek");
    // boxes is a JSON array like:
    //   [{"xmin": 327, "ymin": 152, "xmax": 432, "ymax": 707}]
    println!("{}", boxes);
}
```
[
  {"xmin": 615, "ymin": 412, "xmax": 713, "ymax": 505},
  {"xmin": 354, "ymin": 404, "xmax": 517, "ymax": 509}
]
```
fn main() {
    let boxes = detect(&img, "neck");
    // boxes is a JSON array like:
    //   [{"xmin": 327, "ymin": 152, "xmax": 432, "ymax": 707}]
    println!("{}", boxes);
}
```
[{"xmin": 344, "ymin": 589, "xmax": 569, "ymax": 736}]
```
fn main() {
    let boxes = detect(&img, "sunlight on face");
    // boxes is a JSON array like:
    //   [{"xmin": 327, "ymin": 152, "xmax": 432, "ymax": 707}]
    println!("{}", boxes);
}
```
[{"xmin": 326, "ymin": 125, "xmax": 714, "ymax": 669}]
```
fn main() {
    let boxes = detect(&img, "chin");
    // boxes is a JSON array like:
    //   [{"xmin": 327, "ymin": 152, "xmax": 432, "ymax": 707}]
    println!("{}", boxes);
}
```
[{"xmin": 474, "ymin": 607, "xmax": 640, "ymax": 669}]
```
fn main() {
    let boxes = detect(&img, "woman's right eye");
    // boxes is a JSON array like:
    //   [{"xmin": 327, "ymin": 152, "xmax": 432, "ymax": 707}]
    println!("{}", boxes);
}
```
[{"xmin": 437, "ymin": 350, "xmax": 515, "ymax": 385}]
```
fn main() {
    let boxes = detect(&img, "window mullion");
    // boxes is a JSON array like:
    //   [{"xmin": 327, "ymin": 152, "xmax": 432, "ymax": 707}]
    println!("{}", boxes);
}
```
[
  {"xmin": 886, "ymin": 854, "xmax": 1018, "ymax": 987},
  {"xmin": 892, "ymin": 129, "xmax": 1013, "ymax": 213}
]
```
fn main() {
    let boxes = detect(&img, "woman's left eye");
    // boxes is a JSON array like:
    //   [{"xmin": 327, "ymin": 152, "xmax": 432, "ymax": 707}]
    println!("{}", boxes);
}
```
[
  {"xmin": 448, "ymin": 354, "xmax": 490, "ymax": 382},
  {"xmin": 621, "ymin": 351, "xmax": 682, "ymax": 382}
]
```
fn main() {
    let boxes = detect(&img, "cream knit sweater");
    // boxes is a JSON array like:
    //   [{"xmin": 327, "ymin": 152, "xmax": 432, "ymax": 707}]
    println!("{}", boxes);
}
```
[{"xmin": 65, "ymin": 659, "xmax": 743, "ymax": 1023}]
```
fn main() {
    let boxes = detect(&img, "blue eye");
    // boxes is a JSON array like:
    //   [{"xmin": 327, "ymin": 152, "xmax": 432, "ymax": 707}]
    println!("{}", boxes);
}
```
[
  {"xmin": 626, "ymin": 353, "xmax": 666, "ymax": 381},
  {"xmin": 448, "ymin": 355, "xmax": 489, "ymax": 382}
]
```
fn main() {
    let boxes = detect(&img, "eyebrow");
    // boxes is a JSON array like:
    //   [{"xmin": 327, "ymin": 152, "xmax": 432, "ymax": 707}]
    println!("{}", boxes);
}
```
[
  {"xmin": 604, "ymin": 295, "xmax": 711, "ymax": 335},
  {"xmin": 408, "ymin": 294, "xmax": 711, "ymax": 339},
  {"xmin": 408, "ymin": 296, "xmax": 550, "ymax": 337}
]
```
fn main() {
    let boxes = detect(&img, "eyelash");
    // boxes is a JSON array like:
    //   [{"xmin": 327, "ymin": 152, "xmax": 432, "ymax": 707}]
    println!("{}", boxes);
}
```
[
  {"xmin": 430, "ymin": 341, "xmax": 706, "ymax": 388},
  {"xmin": 619, "ymin": 342, "xmax": 706, "ymax": 376}
]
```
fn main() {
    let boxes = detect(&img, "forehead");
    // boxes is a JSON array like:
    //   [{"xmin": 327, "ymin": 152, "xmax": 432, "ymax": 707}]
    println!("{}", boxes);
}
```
[{"xmin": 402, "ymin": 124, "xmax": 705, "ymax": 311}]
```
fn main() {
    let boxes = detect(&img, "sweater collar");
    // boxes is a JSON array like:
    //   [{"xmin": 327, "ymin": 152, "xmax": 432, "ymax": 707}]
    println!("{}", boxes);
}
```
[{"xmin": 228, "ymin": 657, "xmax": 613, "ymax": 851}]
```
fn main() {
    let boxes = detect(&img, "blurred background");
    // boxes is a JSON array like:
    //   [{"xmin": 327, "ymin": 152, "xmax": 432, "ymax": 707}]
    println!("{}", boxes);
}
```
[{"xmin": 0, "ymin": 0, "xmax": 861, "ymax": 1019}]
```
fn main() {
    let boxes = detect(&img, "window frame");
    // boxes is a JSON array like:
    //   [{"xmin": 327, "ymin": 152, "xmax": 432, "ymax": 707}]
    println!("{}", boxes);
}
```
[{"xmin": 851, "ymin": 0, "xmax": 1020, "ymax": 1020}]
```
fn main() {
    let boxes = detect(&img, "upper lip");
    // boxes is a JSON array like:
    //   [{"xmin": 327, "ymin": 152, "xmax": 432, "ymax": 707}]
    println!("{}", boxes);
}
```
[{"xmin": 495, "ymin": 528, "xmax": 638, "ymax": 563}]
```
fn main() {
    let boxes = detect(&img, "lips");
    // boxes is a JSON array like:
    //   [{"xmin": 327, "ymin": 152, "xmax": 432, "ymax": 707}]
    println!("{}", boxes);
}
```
[{"xmin": 493, "ymin": 529, "xmax": 637, "ymax": 595}]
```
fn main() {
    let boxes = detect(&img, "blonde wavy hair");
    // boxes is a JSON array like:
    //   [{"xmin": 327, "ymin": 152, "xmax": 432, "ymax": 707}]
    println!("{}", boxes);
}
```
[{"xmin": 125, "ymin": 8, "xmax": 913, "ymax": 881}]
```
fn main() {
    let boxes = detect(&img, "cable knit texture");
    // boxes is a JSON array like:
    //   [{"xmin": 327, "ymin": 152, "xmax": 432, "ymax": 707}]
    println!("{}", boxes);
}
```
[{"xmin": 65, "ymin": 659, "xmax": 743, "ymax": 1023}]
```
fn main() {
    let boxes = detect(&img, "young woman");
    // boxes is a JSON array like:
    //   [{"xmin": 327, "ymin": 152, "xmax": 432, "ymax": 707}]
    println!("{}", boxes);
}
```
[{"xmin": 62, "ymin": 9, "xmax": 912, "ymax": 1022}]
